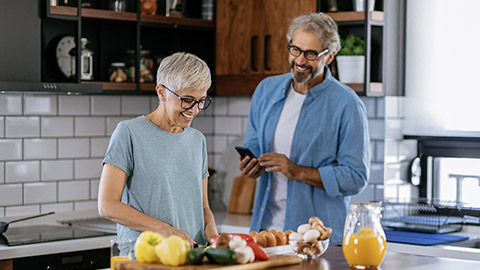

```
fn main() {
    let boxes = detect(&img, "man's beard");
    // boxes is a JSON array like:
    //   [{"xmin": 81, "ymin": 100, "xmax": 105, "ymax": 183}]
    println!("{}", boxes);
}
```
[{"xmin": 290, "ymin": 61, "xmax": 321, "ymax": 84}]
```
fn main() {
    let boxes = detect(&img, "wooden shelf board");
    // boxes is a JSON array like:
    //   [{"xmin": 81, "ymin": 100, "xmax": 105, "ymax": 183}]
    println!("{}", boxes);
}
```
[
  {"xmin": 82, "ymin": 81, "xmax": 136, "ymax": 91},
  {"xmin": 50, "ymin": 5, "xmax": 77, "ymax": 16},
  {"xmin": 347, "ymin": 83, "xmax": 364, "ymax": 93},
  {"xmin": 326, "ymin": 11, "xmax": 384, "ymax": 23},
  {"xmin": 141, "ymin": 14, "xmax": 214, "ymax": 28},
  {"xmin": 82, "ymin": 8, "xmax": 137, "ymax": 21},
  {"xmin": 140, "ymin": 83, "xmax": 156, "ymax": 91}
]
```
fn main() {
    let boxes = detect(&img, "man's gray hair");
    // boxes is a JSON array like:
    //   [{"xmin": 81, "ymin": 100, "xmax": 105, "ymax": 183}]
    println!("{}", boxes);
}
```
[
  {"xmin": 156, "ymin": 52, "xmax": 211, "ymax": 93},
  {"xmin": 286, "ymin": 12, "xmax": 341, "ymax": 53}
]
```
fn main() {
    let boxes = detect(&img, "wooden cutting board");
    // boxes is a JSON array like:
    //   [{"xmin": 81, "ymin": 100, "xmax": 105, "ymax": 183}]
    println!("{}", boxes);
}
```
[
  {"xmin": 116, "ymin": 254, "xmax": 301, "ymax": 270},
  {"xmin": 228, "ymin": 175, "xmax": 256, "ymax": 214}
]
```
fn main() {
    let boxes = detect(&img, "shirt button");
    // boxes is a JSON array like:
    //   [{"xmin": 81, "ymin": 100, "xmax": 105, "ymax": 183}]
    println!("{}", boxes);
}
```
[
  {"xmin": 266, "ymin": 187, "xmax": 270, "ymax": 191},
  {"xmin": 261, "ymin": 208, "xmax": 264, "ymax": 211}
]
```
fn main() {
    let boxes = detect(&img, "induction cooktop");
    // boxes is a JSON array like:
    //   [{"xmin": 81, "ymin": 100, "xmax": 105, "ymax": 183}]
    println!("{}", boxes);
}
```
[{"xmin": 0, "ymin": 225, "xmax": 115, "ymax": 246}]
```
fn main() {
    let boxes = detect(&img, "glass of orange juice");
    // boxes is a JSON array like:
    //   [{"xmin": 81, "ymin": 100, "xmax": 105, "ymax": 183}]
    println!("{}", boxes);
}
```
[
  {"xmin": 110, "ymin": 238, "xmax": 133, "ymax": 270},
  {"xmin": 343, "ymin": 202, "xmax": 386, "ymax": 269}
]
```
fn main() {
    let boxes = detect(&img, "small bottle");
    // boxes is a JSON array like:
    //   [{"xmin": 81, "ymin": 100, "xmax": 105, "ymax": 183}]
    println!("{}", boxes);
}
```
[
  {"xmin": 109, "ymin": 62, "xmax": 127, "ymax": 82},
  {"xmin": 80, "ymin": 38, "xmax": 94, "ymax": 80},
  {"xmin": 110, "ymin": 0, "xmax": 126, "ymax": 12}
]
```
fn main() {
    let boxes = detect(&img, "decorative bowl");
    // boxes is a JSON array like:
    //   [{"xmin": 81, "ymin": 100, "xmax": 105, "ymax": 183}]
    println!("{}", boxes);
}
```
[{"xmin": 290, "ymin": 239, "xmax": 329, "ymax": 259}]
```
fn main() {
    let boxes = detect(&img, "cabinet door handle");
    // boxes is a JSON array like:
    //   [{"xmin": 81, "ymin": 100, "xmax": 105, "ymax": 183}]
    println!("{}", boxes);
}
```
[
  {"xmin": 264, "ymin": 35, "xmax": 271, "ymax": 71},
  {"xmin": 251, "ymin": 36, "xmax": 258, "ymax": 71}
]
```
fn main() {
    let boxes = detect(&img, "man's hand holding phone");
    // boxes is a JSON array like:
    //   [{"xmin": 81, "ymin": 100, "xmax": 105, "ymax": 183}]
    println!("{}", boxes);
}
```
[{"xmin": 235, "ymin": 146, "xmax": 265, "ymax": 178}]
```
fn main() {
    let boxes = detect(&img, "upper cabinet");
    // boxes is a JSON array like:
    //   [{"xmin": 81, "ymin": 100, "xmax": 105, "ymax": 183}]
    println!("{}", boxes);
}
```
[
  {"xmin": 0, "ymin": 0, "xmax": 214, "ymax": 94},
  {"xmin": 216, "ymin": 0, "xmax": 316, "ymax": 96},
  {"xmin": 215, "ymin": 0, "xmax": 385, "ymax": 97}
]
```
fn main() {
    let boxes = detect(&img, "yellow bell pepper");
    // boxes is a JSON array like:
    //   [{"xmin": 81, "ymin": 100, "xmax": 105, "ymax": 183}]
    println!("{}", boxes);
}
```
[
  {"xmin": 155, "ymin": 235, "xmax": 190, "ymax": 266},
  {"xmin": 134, "ymin": 231, "xmax": 164, "ymax": 263}
]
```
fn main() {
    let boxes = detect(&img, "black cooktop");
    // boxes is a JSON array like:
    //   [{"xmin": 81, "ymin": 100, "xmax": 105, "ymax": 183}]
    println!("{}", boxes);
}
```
[{"xmin": 0, "ymin": 225, "xmax": 115, "ymax": 246}]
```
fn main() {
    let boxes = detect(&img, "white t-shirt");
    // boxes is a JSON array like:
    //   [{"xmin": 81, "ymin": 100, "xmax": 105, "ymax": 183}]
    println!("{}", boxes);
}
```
[{"xmin": 264, "ymin": 86, "xmax": 306, "ymax": 230}]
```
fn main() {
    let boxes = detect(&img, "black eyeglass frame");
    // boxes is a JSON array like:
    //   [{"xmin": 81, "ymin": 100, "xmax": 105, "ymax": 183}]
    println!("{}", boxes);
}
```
[
  {"xmin": 287, "ymin": 43, "xmax": 329, "ymax": 61},
  {"xmin": 163, "ymin": 85, "xmax": 212, "ymax": 111}
]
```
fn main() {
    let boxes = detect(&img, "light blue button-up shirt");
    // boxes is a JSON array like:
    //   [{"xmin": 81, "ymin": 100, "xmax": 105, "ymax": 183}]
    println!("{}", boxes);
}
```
[{"xmin": 244, "ymin": 68, "xmax": 370, "ymax": 246}]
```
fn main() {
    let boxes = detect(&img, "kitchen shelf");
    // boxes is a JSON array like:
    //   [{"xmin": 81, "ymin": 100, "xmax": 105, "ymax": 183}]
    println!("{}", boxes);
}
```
[
  {"xmin": 141, "ymin": 14, "xmax": 214, "ymax": 29},
  {"xmin": 82, "ymin": 81, "xmax": 136, "ymax": 91},
  {"xmin": 325, "ymin": 11, "xmax": 384, "ymax": 23},
  {"xmin": 50, "ymin": 5, "xmax": 77, "ymax": 16},
  {"xmin": 82, "ymin": 8, "xmax": 137, "ymax": 21}
]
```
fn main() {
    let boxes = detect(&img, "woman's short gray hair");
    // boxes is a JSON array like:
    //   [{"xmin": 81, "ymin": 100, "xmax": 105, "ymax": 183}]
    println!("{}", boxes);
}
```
[
  {"xmin": 286, "ymin": 12, "xmax": 341, "ymax": 53},
  {"xmin": 156, "ymin": 52, "xmax": 211, "ymax": 93}
]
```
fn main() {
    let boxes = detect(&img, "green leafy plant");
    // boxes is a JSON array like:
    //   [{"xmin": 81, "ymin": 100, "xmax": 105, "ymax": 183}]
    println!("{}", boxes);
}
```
[{"xmin": 337, "ymin": 34, "xmax": 365, "ymax": 56}]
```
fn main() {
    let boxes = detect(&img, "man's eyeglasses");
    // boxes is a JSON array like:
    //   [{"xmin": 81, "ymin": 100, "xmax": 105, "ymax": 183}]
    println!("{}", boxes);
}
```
[
  {"xmin": 287, "ymin": 44, "xmax": 329, "ymax": 61},
  {"xmin": 163, "ymin": 85, "xmax": 212, "ymax": 111}
]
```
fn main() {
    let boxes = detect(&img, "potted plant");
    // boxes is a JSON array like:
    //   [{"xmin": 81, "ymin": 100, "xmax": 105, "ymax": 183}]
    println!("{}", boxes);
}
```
[{"xmin": 336, "ymin": 34, "xmax": 365, "ymax": 83}]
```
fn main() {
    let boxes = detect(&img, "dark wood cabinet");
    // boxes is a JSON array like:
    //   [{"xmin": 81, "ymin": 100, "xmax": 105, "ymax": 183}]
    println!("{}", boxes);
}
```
[
  {"xmin": 215, "ymin": 0, "xmax": 317, "ymax": 96},
  {"xmin": 216, "ymin": 0, "xmax": 385, "ymax": 97}
]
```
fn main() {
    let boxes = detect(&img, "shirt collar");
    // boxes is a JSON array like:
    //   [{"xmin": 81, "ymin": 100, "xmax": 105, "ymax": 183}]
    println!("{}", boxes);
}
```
[{"xmin": 278, "ymin": 66, "xmax": 333, "ymax": 100}]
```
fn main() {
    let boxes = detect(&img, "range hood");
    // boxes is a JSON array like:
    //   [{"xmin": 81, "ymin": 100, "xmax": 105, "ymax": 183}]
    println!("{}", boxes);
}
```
[{"xmin": 0, "ymin": 81, "xmax": 102, "ymax": 94}]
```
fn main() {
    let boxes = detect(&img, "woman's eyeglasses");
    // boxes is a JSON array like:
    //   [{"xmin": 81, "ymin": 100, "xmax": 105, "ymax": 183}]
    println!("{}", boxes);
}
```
[{"xmin": 163, "ymin": 85, "xmax": 212, "ymax": 111}]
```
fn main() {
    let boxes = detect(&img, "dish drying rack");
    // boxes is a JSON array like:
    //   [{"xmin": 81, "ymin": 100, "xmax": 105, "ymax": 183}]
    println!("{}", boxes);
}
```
[{"xmin": 381, "ymin": 198, "xmax": 477, "ymax": 234}]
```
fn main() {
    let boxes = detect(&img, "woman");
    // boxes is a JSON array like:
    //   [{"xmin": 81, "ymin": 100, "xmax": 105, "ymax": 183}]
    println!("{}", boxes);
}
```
[{"xmin": 98, "ymin": 52, "xmax": 218, "ymax": 252}]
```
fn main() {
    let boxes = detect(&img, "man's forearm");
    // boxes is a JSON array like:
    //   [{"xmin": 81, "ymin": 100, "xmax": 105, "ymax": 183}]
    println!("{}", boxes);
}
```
[{"xmin": 293, "ymin": 165, "xmax": 324, "ymax": 189}]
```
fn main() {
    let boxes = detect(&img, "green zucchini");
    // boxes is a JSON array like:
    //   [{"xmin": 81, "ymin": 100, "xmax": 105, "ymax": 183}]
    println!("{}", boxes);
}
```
[
  {"xmin": 187, "ymin": 248, "xmax": 206, "ymax": 265},
  {"xmin": 205, "ymin": 248, "xmax": 238, "ymax": 265}
]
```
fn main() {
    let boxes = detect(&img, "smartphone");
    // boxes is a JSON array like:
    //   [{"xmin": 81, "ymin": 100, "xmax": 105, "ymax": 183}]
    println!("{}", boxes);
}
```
[{"xmin": 235, "ymin": 146, "xmax": 257, "ymax": 159}]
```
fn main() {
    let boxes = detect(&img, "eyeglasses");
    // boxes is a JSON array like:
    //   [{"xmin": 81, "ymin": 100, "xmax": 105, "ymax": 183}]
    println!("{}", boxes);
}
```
[
  {"xmin": 163, "ymin": 85, "xmax": 212, "ymax": 111},
  {"xmin": 287, "ymin": 44, "xmax": 329, "ymax": 61}
]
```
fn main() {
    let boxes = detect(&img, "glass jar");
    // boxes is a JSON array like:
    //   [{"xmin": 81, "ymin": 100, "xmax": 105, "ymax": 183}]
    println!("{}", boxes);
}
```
[
  {"xmin": 109, "ymin": 62, "xmax": 127, "ymax": 82},
  {"xmin": 343, "ymin": 202, "xmax": 386, "ymax": 269},
  {"xmin": 110, "ymin": 0, "xmax": 126, "ymax": 12},
  {"xmin": 80, "ymin": 37, "xmax": 94, "ymax": 80},
  {"xmin": 125, "ymin": 50, "xmax": 155, "ymax": 83}
]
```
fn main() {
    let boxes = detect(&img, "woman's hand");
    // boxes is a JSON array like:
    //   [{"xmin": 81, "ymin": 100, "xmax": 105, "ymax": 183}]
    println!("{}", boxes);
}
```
[
  {"xmin": 160, "ymin": 225, "xmax": 195, "ymax": 248},
  {"xmin": 239, "ymin": 156, "xmax": 265, "ymax": 178}
]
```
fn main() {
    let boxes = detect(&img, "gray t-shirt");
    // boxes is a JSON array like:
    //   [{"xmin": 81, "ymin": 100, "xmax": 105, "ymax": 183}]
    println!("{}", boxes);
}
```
[{"xmin": 103, "ymin": 116, "xmax": 209, "ymax": 246}]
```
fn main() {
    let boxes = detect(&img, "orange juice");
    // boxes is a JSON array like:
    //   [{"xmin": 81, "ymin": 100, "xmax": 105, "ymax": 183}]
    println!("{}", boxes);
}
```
[
  {"xmin": 343, "ymin": 227, "xmax": 386, "ymax": 268},
  {"xmin": 110, "ymin": 256, "xmax": 130, "ymax": 270}
]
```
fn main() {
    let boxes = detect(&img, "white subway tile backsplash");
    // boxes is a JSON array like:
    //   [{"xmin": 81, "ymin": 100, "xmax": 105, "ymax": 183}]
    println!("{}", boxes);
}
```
[
  {"xmin": 191, "ymin": 116, "xmax": 213, "ymax": 135},
  {"xmin": 24, "ymin": 95, "xmax": 57, "ymax": 115},
  {"xmin": 121, "ymin": 96, "xmax": 151, "ymax": 115},
  {"xmin": 385, "ymin": 96, "xmax": 400, "ymax": 118},
  {"xmin": 5, "ymin": 161, "xmax": 40, "ymax": 183},
  {"xmin": 90, "ymin": 138, "xmax": 110, "ymax": 157},
  {"xmin": 41, "ymin": 202, "xmax": 74, "ymax": 213},
  {"xmin": 74, "ymin": 159, "xmax": 102, "ymax": 179},
  {"xmin": 213, "ymin": 97, "xmax": 228, "ymax": 115},
  {"xmin": 375, "ymin": 141, "xmax": 384, "ymax": 163},
  {"xmin": 24, "ymin": 182, "xmax": 57, "ymax": 204},
  {"xmin": 0, "ymin": 207, "xmax": 4, "ymax": 217},
  {"xmin": 58, "ymin": 96, "xmax": 90, "ymax": 115},
  {"xmin": 41, "ymin": 117, "xmax": 74, "ymax": 137},
  {"xmin": 228, "ymin": 97, "xmax": 251, "ymax": 116},
  {"xmin": 24, "ymin": 139, "xmax": 57, "ymax": 160},
  {"xmin": 360, "ymin": 97, "xmax": 376, "ymax": 118},
  {"xmin": 75, "ymin": 117, "xmax": 105, "ymax": 136},
  {"xmin": 385, "ymin": 140, "xmax": 399, "ymax": 163},
  {"xmin": 91, "ymin": 96, "xmax": 121, "ymax": 115},
  {"xmin": 205, "ymin": 135, "xmax": 213, "ymax": 153},
  {"xmin": 0, "ymin": 139, "xmax": 22, "ymax": 160},
  {"xmin": 74, "ymin": 200, "xmax": 98, "ymax": 211},
  {"xmin": 106, "ymin": 117, "xmax": 132, "ymax": 135},
  {"xmin": 59, "ymin": 180, "xmax": 90, "ymax": 201},
  {"xmin": 369, "ymin": 162, "xmax": 385, "ymax": 184},
  {"xmin": 213, "ymin": 136, "xmax": 228, "ymax": 154},
  {"xmin": 41, "ymin": 160, "xmax": 74, "ymax": 181},
  {"xmin": 214, "ymin": 116, "xmax": 242, "ymax": 135},
  {"xmin": 385, "ymin": 119, "xmax": 403, "ymax": 140},
  {"xmin": 58, "ymin": 138, "xmax": 89, "ymax": 158},
  {"xmin": 0, "ymin": 162, "xmax": 4, "ymax": 183},
  {"xmin": 0, "ymin": 95, "xmax": 22, "ymax": 115},
  {"xmin": 0, "ymin": 117, "xmax": 4, "ymax": 137},
  {"xmin": 368, "ymin": 119, "xmax": 385, "ymax": 140},
  {"xmin": 5, "ymin": 116, "xmax": 40, "ymax": 138},
  {"xmin": 376, "ymin": 97, "xmax": 385, "ymax": 118},
  {"xmin": 150, "ymin": 96, "xmax": 159, "ymax": 112},
  {"xmin": 0, "ymin": 184, "xmax": 22, "ymax": 205},
  {"xmin": 90, "ymin": 179, "xmax": 99, "ymax": 199},
  {"xmin": 6, "ymin": 205, "xmax": 40, "ymax": 217},
  {"xmin": 399, "ymin": 139, "xmax": 418, "ymax": 162}
]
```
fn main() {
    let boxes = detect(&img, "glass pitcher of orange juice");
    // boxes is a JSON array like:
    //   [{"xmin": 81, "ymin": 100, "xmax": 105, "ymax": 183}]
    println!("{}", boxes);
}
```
[{"xmin": 343, "ymin": 202, "xmax": 386, "ymax": 269}]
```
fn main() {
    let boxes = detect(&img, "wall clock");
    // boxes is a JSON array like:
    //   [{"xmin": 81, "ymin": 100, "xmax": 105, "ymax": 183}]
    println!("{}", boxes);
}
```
[{"xmin": 56, "ymin": 35, "xmax": 76, "ymax": 78}]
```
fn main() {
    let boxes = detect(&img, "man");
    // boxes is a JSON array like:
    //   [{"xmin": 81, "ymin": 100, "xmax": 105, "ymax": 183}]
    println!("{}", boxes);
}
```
[{"xmin": 239, "ymin": 12, "xmax": 370, "ymax": 246}]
